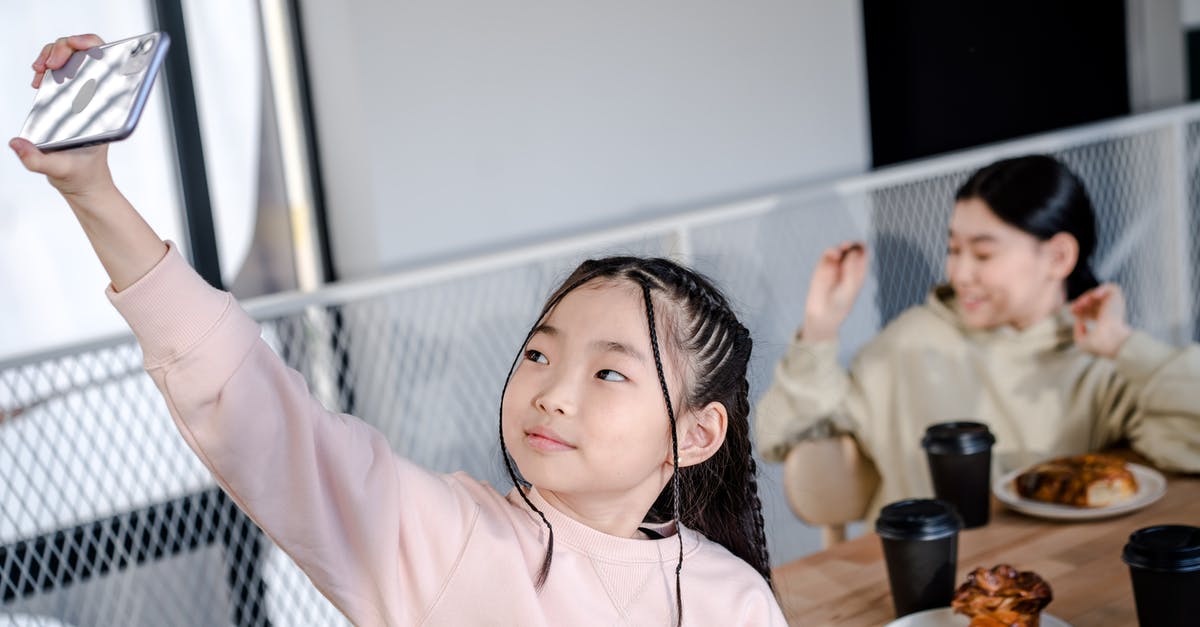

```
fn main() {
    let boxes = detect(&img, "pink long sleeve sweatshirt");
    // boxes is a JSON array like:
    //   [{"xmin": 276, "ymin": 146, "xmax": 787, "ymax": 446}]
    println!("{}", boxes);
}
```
[{"xmin": 108, "ymin": 244, "xmax": 786, "ymax": 627}]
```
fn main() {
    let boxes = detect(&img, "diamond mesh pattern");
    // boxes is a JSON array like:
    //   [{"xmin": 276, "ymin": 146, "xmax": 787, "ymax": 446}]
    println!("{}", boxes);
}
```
[
  {"xmin": 1186, "ymin": 120, "xmax": 1200, "ymax": 342},
  {"xmin": 3, "ymin": 118, "xmax": 1198, "ymax": 624},
  {"xmin": 1057, "ymin": 132, "xmax": 1182, "ymax": 340},
  {"xmin": 867, "ymin": 171, "xmax": 966, "ymax": 325}
]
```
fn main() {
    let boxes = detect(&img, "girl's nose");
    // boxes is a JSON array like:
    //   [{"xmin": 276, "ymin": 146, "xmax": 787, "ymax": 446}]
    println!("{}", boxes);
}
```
[{"xmin": 534, "ymin": 377, "xmax": 575, "ymax": 416}]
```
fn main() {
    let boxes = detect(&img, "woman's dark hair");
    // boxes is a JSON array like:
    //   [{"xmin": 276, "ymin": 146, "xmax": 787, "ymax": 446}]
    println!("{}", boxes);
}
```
[
  {"xmin": 955, "ymin": 154, "xmax": 1100, "ymax": 300},
  {"xmin": 497, "ymin": 256, "xmax": 772, "ymax": 624}
]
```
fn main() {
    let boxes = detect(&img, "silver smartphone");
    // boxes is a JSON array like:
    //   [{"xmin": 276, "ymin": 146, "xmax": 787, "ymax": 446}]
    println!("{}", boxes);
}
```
[{"xmin": 18, "ymin": 32, "xmax": 171, "ymax": 152}]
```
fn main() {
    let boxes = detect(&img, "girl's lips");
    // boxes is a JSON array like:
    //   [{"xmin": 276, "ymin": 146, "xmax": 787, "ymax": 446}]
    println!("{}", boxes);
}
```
[{"xmin": 525, "ymin": 426, "xmax": 576, "ymax": 452}]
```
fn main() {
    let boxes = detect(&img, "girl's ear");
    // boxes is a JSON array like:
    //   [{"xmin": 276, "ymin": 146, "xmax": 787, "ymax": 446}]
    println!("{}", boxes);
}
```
[
  {"xmin": 1044, "ymin": 232, "xmax": 1079, "ymax": 281},
  {"xmin": 675, "ymin": 401, "xmax": 728, "ymax": 468}
]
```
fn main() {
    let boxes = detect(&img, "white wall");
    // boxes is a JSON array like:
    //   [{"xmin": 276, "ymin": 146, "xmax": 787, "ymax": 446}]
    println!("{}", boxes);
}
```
[
  {"xmin": 298, "ymin": 1, "xmax": 869, "ymax": 277},
  {"xmin": 1184, "ymin": 0, "xmax": 1200, "ymax": 26},
  {"xmin": 1127, "ymin": 0, "xmax": 1185, "ymax": 112}
]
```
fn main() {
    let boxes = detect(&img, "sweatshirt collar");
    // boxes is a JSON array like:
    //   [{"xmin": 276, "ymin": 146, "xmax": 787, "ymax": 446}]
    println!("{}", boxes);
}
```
[{"xmin": 514, "ymin": 487, "xmax": 702, "ymax": 564}]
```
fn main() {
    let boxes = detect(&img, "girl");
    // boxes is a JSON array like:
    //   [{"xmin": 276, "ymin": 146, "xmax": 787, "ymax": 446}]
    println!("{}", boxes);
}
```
[
  {"xmin": 756, "ymin": 154, "xmax": 1200, "ymax": 522},
  {"xmin": 12, "ymin": 35, "xmax": 785, "ymax": 627}
]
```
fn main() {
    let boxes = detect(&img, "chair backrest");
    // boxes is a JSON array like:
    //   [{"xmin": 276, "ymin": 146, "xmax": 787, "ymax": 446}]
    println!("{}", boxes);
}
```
[{"xmin": 782, "ymin": 434, "xmax": 881, "ymax": 548}]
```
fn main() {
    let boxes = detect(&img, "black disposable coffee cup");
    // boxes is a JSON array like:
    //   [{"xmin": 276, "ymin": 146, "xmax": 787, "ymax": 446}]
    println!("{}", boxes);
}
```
[
  {"xmin": 876, "ymin": 498, "xmax": 963, "ymax": 617},
  {"xmin": 921, "ymin": 421, "xmax": 996, "ymax": 528},
  {"xmin": 1121, "ymin": 525, "xmax": 1200, "ymax": 626}
]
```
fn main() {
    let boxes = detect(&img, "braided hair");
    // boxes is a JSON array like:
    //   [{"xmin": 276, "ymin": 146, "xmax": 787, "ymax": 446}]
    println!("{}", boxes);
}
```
[{"xmin": 497, "ymin": 256, "xmax": 773, "ymax": 624}]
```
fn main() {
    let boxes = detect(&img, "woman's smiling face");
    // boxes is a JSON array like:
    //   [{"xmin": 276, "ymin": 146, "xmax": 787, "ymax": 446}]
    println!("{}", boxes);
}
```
[
  {"xmin": 946, "ymin": 197, "xmax": 1068, "ymax": 330},
  {"xmin": 501, "ymin": 280, "xmax": 683, "ymax": 508}
]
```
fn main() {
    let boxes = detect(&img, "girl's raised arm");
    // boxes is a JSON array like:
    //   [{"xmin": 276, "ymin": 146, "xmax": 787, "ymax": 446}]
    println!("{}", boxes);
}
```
[
  {"xmin": 11, "ymin": 35, "xmax": 168, "ymax": 292},
  {"xmin": 11, "ymin": 35, "xmax": 487, "ymax": 625}
]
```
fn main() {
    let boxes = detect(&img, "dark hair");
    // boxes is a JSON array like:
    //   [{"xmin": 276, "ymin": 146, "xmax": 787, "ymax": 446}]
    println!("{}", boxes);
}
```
[
  {"xmin": 497, "ymin": 256, "xmax": 772, "ymax": 624},
  {"xmin": 955, "ymin": 154, "xmax": 1099, "ymax": 300}
]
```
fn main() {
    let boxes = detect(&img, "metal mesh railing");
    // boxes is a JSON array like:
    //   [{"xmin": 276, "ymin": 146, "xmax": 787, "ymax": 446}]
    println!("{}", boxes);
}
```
[
  {"xmin": 1186, "ymin": 120, "xmax": 1200, "ymax": 342},
  {"xmin": 4, "ymin": 104, "xmax": 1200, "ymax": 625}
]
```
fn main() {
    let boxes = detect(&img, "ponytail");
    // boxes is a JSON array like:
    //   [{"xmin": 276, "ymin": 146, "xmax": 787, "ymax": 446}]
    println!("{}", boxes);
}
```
[{"xmin": 1065, "ymin": 262, "xmax": 1099, "ymax": 301}]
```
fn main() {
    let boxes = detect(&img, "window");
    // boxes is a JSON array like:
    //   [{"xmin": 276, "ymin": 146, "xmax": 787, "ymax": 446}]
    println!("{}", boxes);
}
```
[{"xmin": 0, "ymin": 3, "xmax": 185, "ymax": 359}]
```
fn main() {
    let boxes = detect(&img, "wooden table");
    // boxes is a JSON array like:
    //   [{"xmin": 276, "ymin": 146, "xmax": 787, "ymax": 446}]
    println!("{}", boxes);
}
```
[{"xmin": 771, "ymin": 472, "xmax": 1200, "ymax": 626}]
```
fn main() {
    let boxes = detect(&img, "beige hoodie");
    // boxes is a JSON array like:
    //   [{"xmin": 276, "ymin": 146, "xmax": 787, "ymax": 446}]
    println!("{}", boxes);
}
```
[{"xmin": 755, "ymin": 285, "xmax": 1200, "ymax": 522}]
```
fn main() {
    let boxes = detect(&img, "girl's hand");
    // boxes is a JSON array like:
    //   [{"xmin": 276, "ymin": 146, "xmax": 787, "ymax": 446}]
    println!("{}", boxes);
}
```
[
  {"xmin": 801, "ymin": 242, "xmax": 868, "ymax": 342},
  {"xmin": 11, "ymin": 33, "xmax": 167, "ymax": 292},
  {"xmin": 9, "ymin": 34, "xmax": 115, "ymax": 199},
  {"xmin": 1070, "ymin": 283, "xmax": 1133, "ymax": 358}
]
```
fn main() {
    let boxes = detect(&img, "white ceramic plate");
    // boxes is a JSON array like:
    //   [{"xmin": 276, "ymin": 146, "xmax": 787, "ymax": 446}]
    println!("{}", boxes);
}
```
[
  {"xmin": 992, "ymin": 462, "xmax": 1166, "ymax": 521},
  {"xmin": 884, "ymin": 606, "xmax": 1071, "ymax": 626}
]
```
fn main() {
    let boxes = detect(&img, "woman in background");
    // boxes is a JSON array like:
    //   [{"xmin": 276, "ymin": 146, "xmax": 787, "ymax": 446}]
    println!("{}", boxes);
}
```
[{"xmin": 756, "ymin": 154, "xmax": 1200, "ymax": 522}]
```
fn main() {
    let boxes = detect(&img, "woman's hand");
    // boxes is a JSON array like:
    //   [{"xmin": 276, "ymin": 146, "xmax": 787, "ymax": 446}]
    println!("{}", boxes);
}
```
[
  {"xmin": 801, "ymin": 242, "xmax": 868, "ymax": 342},
  {"xmin": 10, "ymin": 34, "xmax": 115, "ymax": 199},
  {"xmin": 1070, "ymin": 283, "xmax": 1133, "ymax": 358}
]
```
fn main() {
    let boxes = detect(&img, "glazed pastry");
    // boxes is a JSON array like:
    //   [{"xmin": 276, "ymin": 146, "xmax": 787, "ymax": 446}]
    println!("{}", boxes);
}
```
[
  {"xmin": 951, "ymin": 564, "xmax": 1053, "ymax": 627},
  {"xmin": 1014, "ymin": 453, "xmax": 1138, "ymax": 508}
]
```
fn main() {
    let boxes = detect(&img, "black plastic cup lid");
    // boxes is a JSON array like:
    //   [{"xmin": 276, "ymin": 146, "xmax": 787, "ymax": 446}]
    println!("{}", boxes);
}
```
[
  {"xmin": 875, "ymin": 498, "xmax": 963, "ymax": 541},
  {"xmin": 1122, "ymin": 525, "xmax": 1200, "ymax": 573},
  {"xmin": 922, "ymin": 421, "xmax": 996, "ymax": 455}
]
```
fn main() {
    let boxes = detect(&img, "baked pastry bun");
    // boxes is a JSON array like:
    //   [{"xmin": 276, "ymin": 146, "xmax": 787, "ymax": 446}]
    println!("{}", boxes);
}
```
[
  {"xmin": 952, "ymin": 564, "xmax": 1053, "ymax": 627},
  {"xmin": 1014, "ymin": 453, "xmax": 1137, "ymax": 508}
]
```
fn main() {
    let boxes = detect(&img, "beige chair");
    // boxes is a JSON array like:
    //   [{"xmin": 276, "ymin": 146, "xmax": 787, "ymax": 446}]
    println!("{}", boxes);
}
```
[{"xmin": 782, "ymin": 434, "xmax": 881, "ymax": 548}]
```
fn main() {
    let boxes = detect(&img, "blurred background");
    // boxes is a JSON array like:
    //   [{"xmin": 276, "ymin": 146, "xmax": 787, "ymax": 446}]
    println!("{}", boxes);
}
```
[{"xmin": 2, "ymin": 1, "xmax": 1199, "ymax": 625}]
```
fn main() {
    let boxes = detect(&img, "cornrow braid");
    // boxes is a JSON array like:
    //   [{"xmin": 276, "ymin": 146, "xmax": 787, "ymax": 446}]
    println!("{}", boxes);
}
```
[
  {"xmin": 736, "ymin": 379, "xmax": 773, "ymax": 583},
  {"xmin": 642, "ymin": 265, "xmax": 773, "ymax": 585},
  {"xmin": 640, "ymin": 281, "xmax": 685, "ymax": 627}
]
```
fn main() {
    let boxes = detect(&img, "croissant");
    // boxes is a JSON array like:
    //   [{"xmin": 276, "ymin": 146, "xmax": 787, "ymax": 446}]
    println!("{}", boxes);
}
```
[
  {"xmin": 1014, "ymin": 453, "xmax": 1137, "ymax": 508},
  {"xmin": 951, "ymin": 564, "xmax": 1053, "ymax": 627}
]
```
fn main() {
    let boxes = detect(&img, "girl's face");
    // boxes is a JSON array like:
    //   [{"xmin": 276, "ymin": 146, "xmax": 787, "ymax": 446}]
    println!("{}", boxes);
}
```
[
  {"xmin": 502, "ymin": 280, "xmax": 683, "ymax": 513},
  {"xmin": 946, "ymin": 198, "xmax": 1070, "ymax": 330}
]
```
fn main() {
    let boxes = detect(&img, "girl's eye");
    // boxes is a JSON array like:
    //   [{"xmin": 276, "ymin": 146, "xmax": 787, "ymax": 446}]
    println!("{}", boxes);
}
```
[
  {"xmin": 947, "ymin": 247, "xmax": 960, "ymax": 256},
  {"xmin": 596, "ymin": 369, "xmax": 627, "ymax": 382},
  {"xmin": 525, "ymin": 350, "xmax": 549, "ymax": 364}
]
